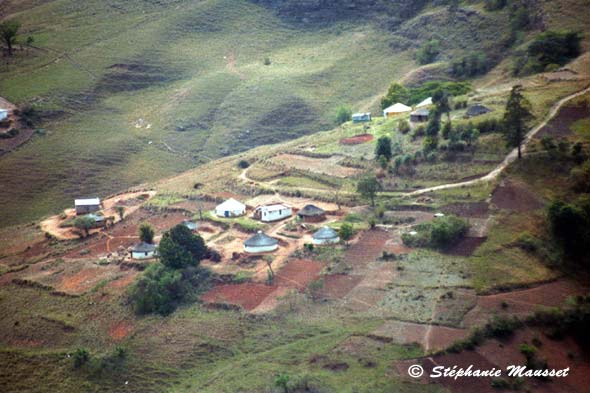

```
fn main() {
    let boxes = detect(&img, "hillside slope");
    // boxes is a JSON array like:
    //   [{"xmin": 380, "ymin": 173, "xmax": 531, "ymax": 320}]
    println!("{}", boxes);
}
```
[{"xmin": 0, "ymin": 0, "xmax": 588, "ymax": 228}]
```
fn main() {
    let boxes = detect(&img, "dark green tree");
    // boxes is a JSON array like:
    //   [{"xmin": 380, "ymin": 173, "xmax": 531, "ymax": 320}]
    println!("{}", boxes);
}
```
[
  {"xmin": 339, "ymin": 223, "xmax": 354, "ymax": 242},
  {"xmin": 139, "ymin": 223, "xmax": 155, "ymax": 244},
  {"xmin": 169, "ymin": 224, "xmax": 207, "ymax": 262},
  {"xmin": 381, "ymin": 83, "xmax": 410, "ymax": 109},
  {"xmin": 503, "ymin": 85, "xmax": 533, "ymax": 159},
  {"xmin": 0, "ymin": 20, "xmax": 21, "ymax": 56},
  {"xmin": 433, "ymin": 89, "xmax": 452, "ymax": 123},
  {"xmin": 73, "ymin": 216, "xmax": 96, "ymax": 237},
  {"xmin": 416, "ymin": 40, "xmax": 440, "ymax": 65},
  {"xmin": 334, "ymin": 105, "xmax": 352, "ymax": 125},
  {"xmin": 357, "ymin": 177, "xmax": 382, "ymax": 207},
  {"xmin": 375, "ymin": 136, "xmax": 392, "ymax": 161}
]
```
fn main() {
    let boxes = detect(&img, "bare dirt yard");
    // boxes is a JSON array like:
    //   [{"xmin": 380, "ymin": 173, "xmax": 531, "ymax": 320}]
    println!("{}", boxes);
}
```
[
  {"xmin": 270, "ymin": 153, "xmax": 363, "ymax": 178},
  {"xmin": 41, "ymin": 191, "xmax": 156, "ymax": 240}
]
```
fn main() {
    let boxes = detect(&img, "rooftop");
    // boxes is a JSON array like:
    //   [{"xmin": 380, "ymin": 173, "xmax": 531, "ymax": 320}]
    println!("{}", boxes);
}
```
[
  {"xmin": 75, "ymin": 198, "xmax": 101, "ymax": 206},
  {"xmin": 313, "ymin": 226, "xmax": 339, "ymax": 240},
  {"xmin": 244, "ymin": 232, "xmax": 278, "ymax": 247}
]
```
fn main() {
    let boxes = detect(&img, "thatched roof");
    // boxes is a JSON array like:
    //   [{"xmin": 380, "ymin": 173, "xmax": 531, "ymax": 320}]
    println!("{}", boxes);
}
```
[
  {"xmin": 298, "ymin": 204, "xmax": 325, "ymax": 217},
  {"xmin": 313, "ymin": 226, "xmax": 339, "ymax": 240}
]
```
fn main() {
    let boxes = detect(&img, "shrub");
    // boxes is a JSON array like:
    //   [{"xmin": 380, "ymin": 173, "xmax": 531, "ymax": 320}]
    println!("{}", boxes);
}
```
[
  {"xmin": 138, "ymin": 223, "xmax": 155, "ymax": 244},
  {"xmin": 375, "ymin": 136, "xmax": 392, "ymax": 161},
  {"xmin": 416, "ymin": 39, "xmax": 440, "ymax": 65},
  {"xmin": 339, "ymin": 223, "xmax": 354, "ymax": 242},
  {"xmin": 237, "ymin": 159, "xmax": 250, "ymax": 169},
  {"xmin": 73, "ymin": 348, "xmax": 90, "ymax": 368},
  {"xmin": 398, "ymin": 119, "xmax": 411, "ymax": 134},
  {"xmin": 547, "ymin": 199, "xmax": 590, "ymax": 259},
  {"xmin": 334, "ymin": 105, "xmax": 352, "ymax": 125},
  {"xmin": 430, "ymin": 215, "xmax": 469, "ymax": 249}
]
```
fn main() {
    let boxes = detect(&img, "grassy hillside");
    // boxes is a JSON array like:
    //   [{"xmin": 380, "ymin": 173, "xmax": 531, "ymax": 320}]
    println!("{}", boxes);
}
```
[
  {"xmin": 0, "ymin": 0, "xmax": 415, "ymax": 226},
  {"xmin": 0, "ymin": 0, "xmax": 588, "ymax": 230}
]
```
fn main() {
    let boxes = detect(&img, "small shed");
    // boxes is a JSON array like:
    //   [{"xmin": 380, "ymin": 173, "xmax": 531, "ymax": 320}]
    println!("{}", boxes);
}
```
[
  {"xmin": 352, "ymin": 112, "xmax": 372, "ymax": 123},
  {"xmin": 416, "ymin": 97, "xmax": 433, "ymax": 108},
  {"xmin": 312, "ymin": 226, "xmax": 340, "ymax": 245},
  {"xmin": 297, "ymin": 204, "xmax": 326, "ymax": 222},
  {"xmin": 131, "ymin": 242, "xmax": 157, "ymax": 260},
  {"xmin": 0, "ymin": 109, "xmax": 8, "ymax": 121},
  {"xmin": 466, "ymin": 104, "xmax": 492, "ymax": 118},
  {"xmin": 383, "ymin": 103, "xmax": 412, "ymax": 118},
  {"xmin": 410, "ymin": 108, "xmax": 430, "ymax": 123},
  {"xmin": 75, "ymin": 198, "xmax": 101, "ymax": 215},
  {"xmin": 244, "ymin": 231, "xmax": 279, "ymax": 254},
  {"xmin": 215, "ymin": 198, "xmax": 246, "ymax": 218},
  {"xmin": 254, "ymin": 204, "xmax": 292, "ymax": 222},
  {"xmin": 182, "ymin": 220, "xmax": 198, "ymax": 232}
]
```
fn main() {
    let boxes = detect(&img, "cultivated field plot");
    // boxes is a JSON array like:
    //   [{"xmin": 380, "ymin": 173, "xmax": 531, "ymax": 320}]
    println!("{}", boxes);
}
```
[
  {"xmin": 491, "ymin": 179, "xmax": 544, "ymax": 212},
  {"xmin": 270, "ymin": 153, "xmax": 363, "ymax": 178},
  {"xmin": 344, "ymin": 230, "xmax": 391, "ymax": 268},
  {"xmin": 371, "ymin": 320, "xmax": 469, "ymax": 352},
  {"xmin": 339, "ymin": 134, "xmax": 374, "ymax": 145},
  {"xmin": 463, "ymin": 279, "xmax": 590, "ymax": 328},
  {"xmin": 1, "ymin": 258, "xmax": 130, "ymax": 296},
  {"xmin": 201, "ymin": 259, "xmax": 322, "ymax": 311}
]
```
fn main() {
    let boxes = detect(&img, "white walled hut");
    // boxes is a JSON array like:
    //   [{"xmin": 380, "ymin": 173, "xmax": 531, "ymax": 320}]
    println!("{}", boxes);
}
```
[
  {"xmin": 75, "ymin": 198, "xmax": 101, "ymax": 215},
  {"xmin": 312, "ymin": 226, "xmax": 340, "ymax": 245},
  {"xmin": 215, "ymin": 198, "xmax": 246, "ymax": 218},
  {"xmin": 0, "ymin": 109, "xmax": 8, "ymax": 121},
  {"xmin": 131, "ymin": 242, "xmax": 157, "ymax": 260},
  {"xmin": 254, "ymin": 204, "xmax": 292, "ymax": 222},
  {"xmin": 244, "ymin": 231, "xmax": 279, "ymax": 254},
  {"xmin": 352, "ymin": 112, "xmax": 372, "ymax": 123},
  {"xmin": 383, "ymin": 103, "xmax": 412, "ymax": 118}
]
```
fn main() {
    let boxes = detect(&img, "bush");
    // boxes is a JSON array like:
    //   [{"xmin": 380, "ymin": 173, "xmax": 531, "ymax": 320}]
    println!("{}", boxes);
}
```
[
  {"xmin": 237, "ymin": 159, "xmax": 250, "ymax": 169},
  {"xmin": 139, "ymin": 223, "xmax": 155, "ymax": 244},
  {"xmin": 514, "ymin": 30, "xmax": 582, "ymax": 76},
  {"xmin": 547, "ymin": 199, "xmax": 590, "ymax": 259},
  {"xmin": 402, "ymin": 215, "xmax": 469, "ymax": 250},
  {"xmin": 334, "ymin": 105, "xmax": 352, "ymax": 125},
  {"xmin": 128, "ymin": 263, "xmax": 210, "ymax": 315},
  {"xmin": 430, "ymin": 215, "xmax": 469, "ymax": 249},
  {"xmin": 73, "ymin": 348, "xmax": 90, "ymax": 368},
  {"xmin": 398, "ymin": 119, "xmax": 411, "ymax": 134},
  {"xmin": 339, "ymin": 223, "xmax": 354, "ymax": 241},
  {"xmin": 450, "ymin": 52, "xmax": 490, "ymax": 78},
  {"xmin": 159, "ymin": 224, "xmax": 207, "ymax": 269},
  {"xmin": 416, "ymin": 39, "xmax": 440, "ymax": 65},
  {"xmin": 375, "ymin": 136, "xmax": 392, "ymax": 161}
]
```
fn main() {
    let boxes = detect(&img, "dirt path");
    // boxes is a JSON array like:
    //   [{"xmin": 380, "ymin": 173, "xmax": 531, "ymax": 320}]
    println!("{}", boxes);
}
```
[{"xmin": 406, "ymin": 85, "xmax": 590, "ymax": 197}]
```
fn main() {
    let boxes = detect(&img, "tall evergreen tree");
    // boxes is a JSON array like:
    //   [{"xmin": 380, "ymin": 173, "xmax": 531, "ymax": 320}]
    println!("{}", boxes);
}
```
[{"xmin": 503, "ymin": 85, "xmax": 533, "ymax": 159}]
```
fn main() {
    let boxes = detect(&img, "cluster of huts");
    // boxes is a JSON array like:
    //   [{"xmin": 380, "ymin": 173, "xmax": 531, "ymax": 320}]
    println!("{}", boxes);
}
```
[
  {"xmin": 213, "ymin": 198, "xmax": 338, "ymax": 253},
  {"xmin": 351, "ymin": 96, "xmax": 491, "ymax": 125},
  {"xmin": 71, "ymin": 195, "xmax": 341, "ymax": 261}
]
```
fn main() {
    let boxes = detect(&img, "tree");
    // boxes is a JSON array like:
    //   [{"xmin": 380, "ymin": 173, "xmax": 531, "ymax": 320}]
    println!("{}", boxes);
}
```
[
  {"xmin": 416, "ymin": 39, "xmax": 440, "ymax": 65},
  {"xmin": 503, "ymin": 85, "xmax": 533, "ymax": 159},
  {"xmin": 375, "ymin": 136, "xmax": 392, "ymax": 161},
  {"xmin": 139, "ymin": 223, "xmax": 155, "ymax": 244},
  {"xmin": 433, "ymin": 88, "xmax": 451, "ymax": 123},
  {"xmin": 357, "ymin": 177, "xmax": 382, "ymax": 207},
  {"xmin": 169, "ymin": 224, "xmax": 207, "ymax": 262},
  {"xmin": 381, "ymin": 83, "xmax": 410, "ymax": 109},
  {"xmin": 128, "ymin": 263, "xmax": 184, "ymax": 315},
  {"xmin": 73, "ymin": 216, "xmax": 96, "ymax": 237},
  {"xmin": 334, "ymin": 105, "xmax": 352, "ymax": 125},
  {"xmin": 339, "ymin": 223, "xmax": 354, "ymax": 242},
  {"xmin": 159, "ymin": 224, "xmax": 207, "ymax": 269},
  {"xmin": 115, "ymin": 206, "xmax": 125, "ymax": 220},
  {"xmin": 0, "ymin": 20, "xmax": 20, "ymax": 56}
]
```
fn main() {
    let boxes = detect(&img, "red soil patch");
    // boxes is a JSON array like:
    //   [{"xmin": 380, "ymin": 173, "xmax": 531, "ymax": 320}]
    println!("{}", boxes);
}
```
[
  {"xmin": 319, "ymin": 274, "xmax": 363, "ymax": 299},
  {"xmin": 339, "ymin": 134, "xmax": 374, "ymax": 145},
  {"xmin": 109, "ymin": 321, "xmax": 133, "ymax": 341},
  {"xmin": 373, "ymin": 320, "xmax": 469, "ymax": 352},
  {"xmin": 344, "ymin": 230, "xmax": 390, "ymax": 267},
  {"xmin": 201, "ymin": 283, "xmax": 277, "ymax": 311},
  {"xmin": 107, "ymin": 272, "xmax": 139, "ymax": 291},
  {"xmin": 57, "ymin": 267, "xmax": 105, "ymax": 294},
  {"xmin": 463, "ymin": 280, "xmax": 589, "ymax": 328},
  {"xmin": 274, "ymin": 259, "xmax": 322, "ymax": 290},
  {"xmin": 536, "ymin": 101, "xmax": 589, "ymax": 138},
  {"xmin": 491, "ymin": 179, "xmax": 544, "ymax": 212},
  {"xmin": 445, "ymin": 237, "xmax": 487, "ymax": 257},
  {"xmin": 442, "ymin": 202, "xmax": 489, "ymax": 218}
]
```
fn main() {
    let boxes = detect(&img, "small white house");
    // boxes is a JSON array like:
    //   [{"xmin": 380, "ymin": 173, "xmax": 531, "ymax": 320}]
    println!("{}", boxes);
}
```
[
  {"xmin": 215, "ymin": 198, "xmax": 246, "ymax": 218},
  {"xmin": 244, "ymin": 231, "xmax": 279, "ymax": 254},
  {"xmin": 131, "ymin": 242, "xmax": 157, "ymax": 260},
  {"xmin": 383, "ymin": 103, "xmax": 412, "ymax": 118},
  {"xmin": 0, "ymin": 109, "xmax": 8, "ymax": 121},
  {"xmin": 254, "ymin": 204, "xmax": 292, "ymax": 222},
  {"xmin": 352, "ymin": 112, "xmax": 372, "ymax": 123},
  {"xmin": 75, "ymin": 198, "xmax": 101, "ymax": 215},
  {"xmin": 312, "ymin": 226, "xmax": 340, "ymax": 245}
]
